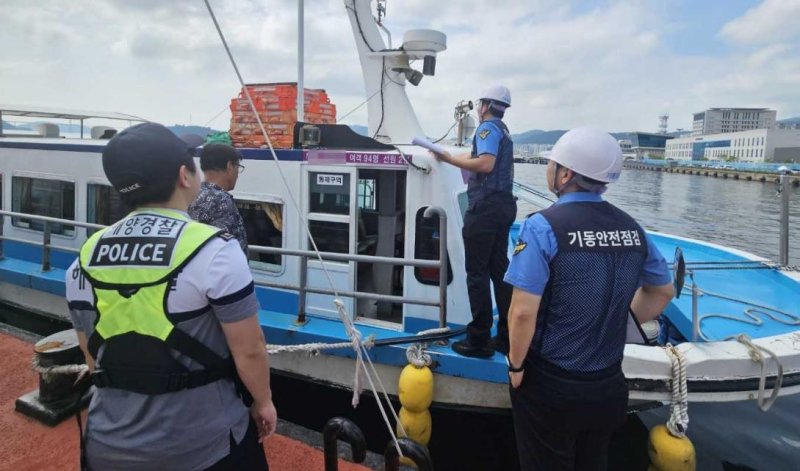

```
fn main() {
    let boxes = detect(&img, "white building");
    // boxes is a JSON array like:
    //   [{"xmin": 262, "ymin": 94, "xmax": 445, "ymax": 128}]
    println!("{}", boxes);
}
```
[
  {"xmin": 692, "ymin": 108, "xmax": 776, "ymax": 136},
  {"xmin": 665, "ymin": 128, "xmax": 800, "ymax": 163},
  {"xmin": 515, "ymin": 143, "xmax": 553, "ymax": 157}
]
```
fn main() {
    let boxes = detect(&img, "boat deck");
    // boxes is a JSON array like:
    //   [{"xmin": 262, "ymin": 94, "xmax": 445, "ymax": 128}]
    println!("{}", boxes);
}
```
[
  {"xmin": 0, "ymin": 330, "xmax": 370, "ymax": 471},
  {"xmin": 649, "ymin": 233, "xmax": 800, "ymax": 341}
]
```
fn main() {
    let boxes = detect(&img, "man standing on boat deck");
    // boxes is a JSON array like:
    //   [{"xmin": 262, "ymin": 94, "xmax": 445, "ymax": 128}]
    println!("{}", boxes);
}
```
[
  {"xmin": 65, "ymin": 123, "xmax": 275, "ymax": 470},
  {"xmin": 189, "ymin": 143, "xmax": 249, "ymax": 253},
  {"xmin": 432, "ymin": 84, "xmax": 517, "ymax": 358},
  {"xmin": 504, "ymin": 127, "xmax": 674, "ymax": 471}
]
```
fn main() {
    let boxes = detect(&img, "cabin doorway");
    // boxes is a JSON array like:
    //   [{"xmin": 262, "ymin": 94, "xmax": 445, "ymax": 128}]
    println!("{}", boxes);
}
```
[
  {"xmin": 303, "ymin": 167, "xmax": 357, "ymax": 319},
  {"xmin": 354, "ymin": 168, "xmax": 406, "ymax": 326}
]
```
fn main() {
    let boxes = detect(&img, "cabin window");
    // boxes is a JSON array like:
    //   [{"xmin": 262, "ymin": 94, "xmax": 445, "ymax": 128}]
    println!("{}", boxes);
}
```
[
  {"xmin": 357, "ymin": 177, "xmax": 376, "ymax": 211},
  {"xmin": 87, "ymin": 184, "xmax": 129, "ymax": 235},
  {"xmin": 413, "ymin": 206, "xmax": 453, "ymax": 285},
  {"xmin": 308, "ymin": 220, "xmax": 349, "ymax": 254},
  {"xmin": 11, "ymin": 177, "xmax": 75, "ymax": 236},
  {"xmin": 309, "ymin": 172, "xmax": 350, "ymax": 215},
  {"xmin": 235, "ymin": 199, "xmax": 284, "ymax": 272}
]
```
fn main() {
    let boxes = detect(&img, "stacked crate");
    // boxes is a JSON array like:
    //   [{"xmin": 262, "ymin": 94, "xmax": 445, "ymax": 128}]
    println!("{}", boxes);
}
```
[{"xmin": 229, "ymin": 83, "xmax": 337, "ymax": 148}]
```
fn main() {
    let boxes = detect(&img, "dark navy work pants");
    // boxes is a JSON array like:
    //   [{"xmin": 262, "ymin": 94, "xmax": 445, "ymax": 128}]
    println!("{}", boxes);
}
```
[
  {"xmin": 206, "ymin": 419, "xmax": 269, "ymax": 471},
  {"xmin": 462, "ymin": 198, "xmax": 517, "ymax": 344},
  {"xmin": 510, "ymin": 360, "xmax": 628, "ymax": 471}
]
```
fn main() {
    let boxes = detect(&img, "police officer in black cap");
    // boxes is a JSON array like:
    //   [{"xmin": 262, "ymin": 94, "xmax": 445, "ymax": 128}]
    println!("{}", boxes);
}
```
[{"xmin": 66, "ymin": 122, "xmax": 276, "ymax": 470}]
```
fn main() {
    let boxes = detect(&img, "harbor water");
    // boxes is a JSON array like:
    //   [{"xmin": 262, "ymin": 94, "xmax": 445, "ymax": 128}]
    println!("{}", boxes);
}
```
[{"xmin": 515, "ymin": 164, "xmax": 800, "ymax": 266}]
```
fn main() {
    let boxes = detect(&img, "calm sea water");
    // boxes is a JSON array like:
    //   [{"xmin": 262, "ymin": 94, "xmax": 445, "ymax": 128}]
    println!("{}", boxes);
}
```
[
  {"xmin": 515, "ymin": 164, "xmax": 800, "ymax": 266},
  {"xmin": 515, "ymin": 164, "xmax": 800, "ymax": 471}
]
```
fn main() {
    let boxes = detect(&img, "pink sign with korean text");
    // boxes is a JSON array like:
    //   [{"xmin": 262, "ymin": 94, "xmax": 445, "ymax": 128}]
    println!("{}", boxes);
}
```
[{"xmin": 305, "ymin": 149, "xmax": 410, "ymax": 167}]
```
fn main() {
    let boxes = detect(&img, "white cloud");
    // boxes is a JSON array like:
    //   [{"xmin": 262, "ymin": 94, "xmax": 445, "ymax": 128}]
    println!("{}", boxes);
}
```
[
  {"xmin": 720, "ymin": 0, "xmax": 800, "ymax": 45},
  {"xmin": 0, "ymin": 0, "xmax": 799, "ymax": 136}
]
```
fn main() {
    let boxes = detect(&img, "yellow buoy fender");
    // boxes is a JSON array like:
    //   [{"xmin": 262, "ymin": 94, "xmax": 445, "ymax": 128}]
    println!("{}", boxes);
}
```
[
  {"xmin": 648, "ymin": 424, "xmax": 696, "ymax": 471},
  {"xmin": 398, "ymin": 364, "xmax": 434, "ymax": 413},
  {"xmin": 397, "ymin": 407, "xmax": 432, "ymax": 446}
]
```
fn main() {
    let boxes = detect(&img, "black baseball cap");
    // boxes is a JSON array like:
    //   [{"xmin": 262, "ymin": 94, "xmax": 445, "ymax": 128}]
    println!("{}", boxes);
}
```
[{"xmin": 102, "ymin": 122, "xmax": 203, "ymax": 196}]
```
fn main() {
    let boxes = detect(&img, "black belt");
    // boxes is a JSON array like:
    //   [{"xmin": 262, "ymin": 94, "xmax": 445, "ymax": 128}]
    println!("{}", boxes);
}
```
[
  {"xmin": 91, "ymin": 365, "xmax": 233, "ymax": 395},
  {"xmin": 528, "ymin": 356, "xmax": 623, "ymax": 381}
]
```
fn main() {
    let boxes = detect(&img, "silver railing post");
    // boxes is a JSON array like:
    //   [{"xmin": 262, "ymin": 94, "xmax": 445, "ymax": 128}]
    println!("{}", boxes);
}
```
[
  {"xmin": 0, "ymin": 212, "xmax": 4, "ymax": 260},
  {"xmin": 423, "ymin": 206, "xmax": 447, "ymax": 329},
  {"xmin": 42, "ymin": 221, "xmax": 52, "ymax": 272},
  {"xmin": 690, "ymin": 271, "xmax": 700, "ymax": 341},
  {"xmin": 779, "ymin": 173, "xmax": 790, "ymax": 266},
  {"xmin": 297, "ymin": 255, "xmax": 308, "ymax": 325}
]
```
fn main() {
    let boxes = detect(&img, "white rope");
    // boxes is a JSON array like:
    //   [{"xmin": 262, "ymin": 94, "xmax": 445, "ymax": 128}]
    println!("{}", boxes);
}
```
[
  {"xmin": 332, "ymin": 297, "xmax": 404, "ymax": 456},
  {"xmin": 203, "ymin": 1, "xmax": 404, "ymax": 455},
  {"xmin": 664, "ymin": 344, "xmax": 689, "ymax": 437},
  {"xmin": 405, "ymin": 343, "xmax": 432, "ymax": 368},
  {"xmin": 733, "ymin": 334, "xmax": 784, "ymax": 411},
  {"xmin": 415, "ymin": 327, "xmax": 450, "ymax": 336},
  {"xmin": 32, "ymin": 356, "xmax": 89, "ymax": 378},
  {"xmin": 266, "ymin": 336, "xmax": 375, "ymax": 355}
]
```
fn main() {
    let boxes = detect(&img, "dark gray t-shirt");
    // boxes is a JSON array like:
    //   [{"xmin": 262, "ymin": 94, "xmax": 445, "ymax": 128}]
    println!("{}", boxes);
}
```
[{"xmin": 66, "ymin": 227, "xmax": 259, "ymax": 470}]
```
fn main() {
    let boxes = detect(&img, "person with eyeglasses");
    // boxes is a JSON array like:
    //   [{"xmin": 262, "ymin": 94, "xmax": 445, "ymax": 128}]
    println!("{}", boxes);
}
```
[{"xmin": 189, "ymin": 143, "xmax": 249, "ymax": 252}]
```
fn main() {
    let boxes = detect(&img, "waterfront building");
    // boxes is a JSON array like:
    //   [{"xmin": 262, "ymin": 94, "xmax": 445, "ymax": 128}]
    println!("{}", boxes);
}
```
[
  {"xmin": 515, "ymin": 143, "xmax": 553, "ymax": 158},
  {"xmin": 664, "ymin": 127, "xmax": 800, "ymax": 163},
  {"xmin": 691, "ymin": 108, "xmax": 776, "ymax": 136},
  {"xmin": 615, "ymin": 132, "xmax": 673, "ymax": 160}
]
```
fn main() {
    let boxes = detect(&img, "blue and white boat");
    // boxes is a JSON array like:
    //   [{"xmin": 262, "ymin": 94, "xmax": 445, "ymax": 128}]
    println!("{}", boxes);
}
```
[{"xmin": 0, "ymin": 0, "xmax": 798, "ymax": 413}]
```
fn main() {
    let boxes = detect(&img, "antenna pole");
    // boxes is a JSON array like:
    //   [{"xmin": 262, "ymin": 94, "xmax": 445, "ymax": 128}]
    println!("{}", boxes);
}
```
[{"xmin": 297, "ymin": 0, "xmax": 305, "ymax": 123}]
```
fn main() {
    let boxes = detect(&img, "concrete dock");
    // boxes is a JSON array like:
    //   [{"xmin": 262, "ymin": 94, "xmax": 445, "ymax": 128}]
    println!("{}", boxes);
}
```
[
  {"xmin": 0, "ymin": 329, "xmax": 371, "ymax": 471},
  {"xmin": 623, "ymin": 162, "xmax": 800, "ymax": 186}
]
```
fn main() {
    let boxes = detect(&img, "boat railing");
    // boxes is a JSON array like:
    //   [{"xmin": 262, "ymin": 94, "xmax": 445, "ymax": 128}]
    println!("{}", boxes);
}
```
[
  {"xmin": 0, "ymin": 207, "xmax": 450, "ymax": 329},
  {"xmin": 512, "ymin": 180, "xmax": 555, "ymax": 208},
  {"xmin": 0, "ymin": 210, "xmax": 105, "ymax": 270},
  {"xmin": 248, "ymin": 206, "xmax": 449, "ymax": 328}
]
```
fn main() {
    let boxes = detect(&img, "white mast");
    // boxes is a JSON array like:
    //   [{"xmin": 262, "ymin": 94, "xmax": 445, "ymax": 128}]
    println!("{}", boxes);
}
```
[{"xmin": 343, "ymin": 0, "xmax": 446, "ymax": 144}]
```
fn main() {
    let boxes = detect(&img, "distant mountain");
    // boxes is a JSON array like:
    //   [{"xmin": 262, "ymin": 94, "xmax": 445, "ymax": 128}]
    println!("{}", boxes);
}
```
[
  {"xmin": 512, "ymin": 129, "xmax": 567, "ymax": 145},
  {"xmin": 349, "ymin": 124, "xmax": 368, "ymax": 136},
  {"xmin": 1, "ymin": 120, "xmax": 25, "ymax": 130},
  {"xmin": 778, "ymin": 116, "xmax": 800, "ymax": 125},
  {"xmin": 168, "ymin": 125, "xmax": 220, "ymax": 137}
]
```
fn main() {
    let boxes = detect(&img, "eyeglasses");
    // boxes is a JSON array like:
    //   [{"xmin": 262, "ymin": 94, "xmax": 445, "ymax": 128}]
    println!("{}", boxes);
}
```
[{"xmin": 236, "ymin": 163, "xmax": 245, "ymax": 174}]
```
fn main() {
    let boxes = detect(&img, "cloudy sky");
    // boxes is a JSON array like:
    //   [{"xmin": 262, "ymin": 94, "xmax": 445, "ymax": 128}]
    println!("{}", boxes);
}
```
[{"xmin": 2, "ymin": 0, "xmax": 799, "ymax": 136}]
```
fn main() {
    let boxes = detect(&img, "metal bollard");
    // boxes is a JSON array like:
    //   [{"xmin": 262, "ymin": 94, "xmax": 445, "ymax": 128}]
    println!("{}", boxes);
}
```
[
  {"xmin": 384, "ymin": 437, "xmax": 433, "ymax": 471},
  {"xmin": 323, "ymin": 417, "xmax": 367, "ymax": 471},
  {"xmin": 15, "ymin": 329, "xmax": 91, "ymax": 425}
]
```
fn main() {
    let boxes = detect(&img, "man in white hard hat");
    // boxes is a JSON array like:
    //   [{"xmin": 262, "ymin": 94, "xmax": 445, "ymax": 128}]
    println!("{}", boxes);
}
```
[
  {"xmin": 503, "ymin": 127, "xmax": 674, "ymax": 470},
  {"xmin": 432, "ymin": 84, "xmax": 517, "ymax": 358}
]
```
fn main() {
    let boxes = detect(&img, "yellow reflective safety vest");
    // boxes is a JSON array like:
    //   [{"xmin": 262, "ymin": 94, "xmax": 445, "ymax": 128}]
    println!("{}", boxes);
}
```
[{"xmin": 78, "ymin": 208, "xmax": 235, "ymax": 395}]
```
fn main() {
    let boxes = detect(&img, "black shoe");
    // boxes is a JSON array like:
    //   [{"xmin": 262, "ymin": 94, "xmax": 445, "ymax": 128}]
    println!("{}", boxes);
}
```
[
  {"xmin": 490, "ymin": 335, "xmax": 509, "ymax": 355},
  {"xmin": 452, "ymin": 339, "xmax": 494, "ymax": 358}
]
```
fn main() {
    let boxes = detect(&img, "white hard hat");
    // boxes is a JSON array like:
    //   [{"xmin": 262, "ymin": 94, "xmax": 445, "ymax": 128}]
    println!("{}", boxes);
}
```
[
  {"xmin": 479, "ymin": 85, "xmax": 511, "ymax": 107},
  {"xmin": 549, "ymin": 127, "xmax": 623, "ymax": 183}
]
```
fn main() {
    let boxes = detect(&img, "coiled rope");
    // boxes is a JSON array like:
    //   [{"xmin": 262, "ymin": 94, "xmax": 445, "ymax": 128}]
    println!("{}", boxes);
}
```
[{"xmin": 664, "ymin": 344, "xmax": 689, "ymax": 437}]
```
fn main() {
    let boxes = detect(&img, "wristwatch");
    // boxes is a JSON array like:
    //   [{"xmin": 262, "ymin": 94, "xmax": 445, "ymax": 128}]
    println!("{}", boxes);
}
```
[{"xmin": 505, "ymin": 356, "xmax": 524, "ymax": 373}]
